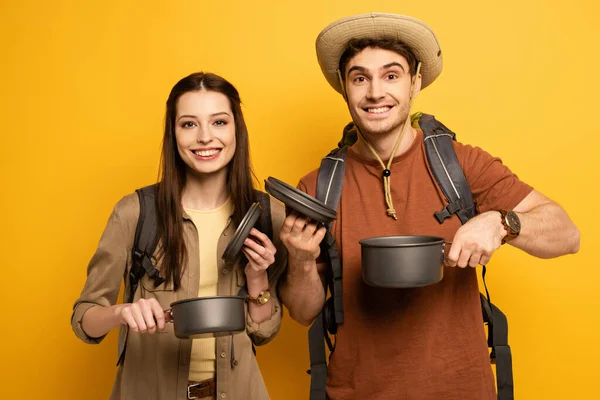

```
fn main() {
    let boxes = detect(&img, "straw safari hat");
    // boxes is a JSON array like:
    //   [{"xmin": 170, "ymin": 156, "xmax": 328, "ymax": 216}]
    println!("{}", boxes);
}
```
[{"xmin": 316, "ymin": 12, "xmax": 443, "ymax": 94}]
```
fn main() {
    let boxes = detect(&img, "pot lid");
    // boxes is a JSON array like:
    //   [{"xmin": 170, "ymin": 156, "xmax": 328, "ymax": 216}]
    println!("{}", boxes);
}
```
[
  {"xmin": 265, "ymin": 176, "xmax": 337, "ymax": 223},
  {"xmin": 221, "ymin": 202, "xmax": 263, "ymax": 264}
]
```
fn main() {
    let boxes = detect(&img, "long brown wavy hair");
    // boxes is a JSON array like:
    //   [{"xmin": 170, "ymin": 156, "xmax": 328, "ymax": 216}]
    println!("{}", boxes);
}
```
[{"xmin": 156, "ymin": 72, "xmax": 257, "ymax": 290}]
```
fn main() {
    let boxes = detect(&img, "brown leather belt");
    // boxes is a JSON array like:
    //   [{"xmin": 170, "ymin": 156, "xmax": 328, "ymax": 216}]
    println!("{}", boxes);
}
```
[{"xmin": 187, "ymin": 378, "xmax": 216, "ymax": 399}]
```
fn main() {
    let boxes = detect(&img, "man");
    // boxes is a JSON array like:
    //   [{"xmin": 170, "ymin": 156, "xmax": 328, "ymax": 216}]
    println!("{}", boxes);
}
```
[{"xmin": 278, "ymin": 12, "xmax": 580, "ymax": 399}]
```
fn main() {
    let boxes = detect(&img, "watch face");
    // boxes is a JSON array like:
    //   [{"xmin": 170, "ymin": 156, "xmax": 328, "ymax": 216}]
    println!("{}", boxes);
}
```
[
  {"xmin": 257, "ymin": 290, "xmax": 271, "ymax": 305},
  {"xmin": 507, "ymin": 211, "xmax": 521, "ymax": 232}
]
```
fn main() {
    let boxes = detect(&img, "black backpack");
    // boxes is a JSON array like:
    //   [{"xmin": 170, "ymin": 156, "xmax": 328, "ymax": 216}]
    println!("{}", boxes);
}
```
[
  {"xmin": 116, "ymin": 185, "xmax": 273, "ymax": 366},
  {"xmin": 308, "ymin": 113, "xmax": 514, "ymax": 400}
]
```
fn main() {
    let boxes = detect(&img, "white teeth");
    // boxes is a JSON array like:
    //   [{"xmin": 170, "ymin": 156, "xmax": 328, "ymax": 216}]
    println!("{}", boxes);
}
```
[
  {"xmin": 367, "ymin": 107, "xmax": 390, "ymax": 114},
  {"xmin": 193, "ymin": 149, "xmax": 220, "ymax": 157}
]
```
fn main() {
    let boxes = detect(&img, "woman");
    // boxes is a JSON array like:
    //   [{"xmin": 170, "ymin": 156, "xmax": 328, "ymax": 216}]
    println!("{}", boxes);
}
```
[{"xmin": 71, "ymin": 72, "xmax": 287, "ymax": 400}]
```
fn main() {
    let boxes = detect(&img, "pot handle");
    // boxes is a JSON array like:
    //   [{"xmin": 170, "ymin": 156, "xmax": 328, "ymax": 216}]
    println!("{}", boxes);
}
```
[
  {"xmin": 164, "ymin": 308, "xmax": 174, "ymax": 323},
  {"xmin": 442, "ymin": 241, "xmax": 452, "ymax": 263}
]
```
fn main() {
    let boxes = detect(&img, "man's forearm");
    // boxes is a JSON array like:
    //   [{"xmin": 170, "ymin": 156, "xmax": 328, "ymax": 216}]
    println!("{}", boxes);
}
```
[
  {"xmin": 512, "ymin": 202, "xmax": 580, "ymax": 258},
  {"xmin": 279, "ymin": 258, "xmax": 326, "ymax": 326}
]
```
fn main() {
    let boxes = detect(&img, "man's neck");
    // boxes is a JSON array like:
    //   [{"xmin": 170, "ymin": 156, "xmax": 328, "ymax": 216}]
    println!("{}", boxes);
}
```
[{"xmin": 352, "ymin": 122, "xmax": 417, "ymax": 162}]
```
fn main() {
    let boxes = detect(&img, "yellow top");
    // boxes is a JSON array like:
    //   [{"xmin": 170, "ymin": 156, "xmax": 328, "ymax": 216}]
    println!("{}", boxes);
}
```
[{"xmin": 185, "ymin": 197, "xmax": 233, "ymax": 382}]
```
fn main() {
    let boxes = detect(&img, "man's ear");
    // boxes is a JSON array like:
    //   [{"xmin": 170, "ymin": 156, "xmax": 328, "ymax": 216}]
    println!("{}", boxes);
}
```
[
  {"xmin": 411, "ymin": 73, "xmax": 422, "ymax": 100},
  {"xmin": 336, "ymin": 69, "xmax": 349, "ymax": 102}
]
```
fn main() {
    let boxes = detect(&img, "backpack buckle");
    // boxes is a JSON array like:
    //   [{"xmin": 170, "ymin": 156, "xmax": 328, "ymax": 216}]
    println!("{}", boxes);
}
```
[
  {"xmin": 434, "ymin": 200, "xmax": 463, "ymax": 223},
  {"xmin": 132, "ymin": 248, "xmax": 144, "ymax": 262}
]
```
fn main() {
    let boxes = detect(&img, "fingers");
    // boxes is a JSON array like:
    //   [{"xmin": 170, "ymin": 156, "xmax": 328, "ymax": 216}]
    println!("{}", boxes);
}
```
[
  {"xmin": 244, "ymin": 229, "xmax": 276, "ymax": 266},
  {"xmin": 314, "ymin": 225, "xmax": 327, "ymax": 241},
  {"xmin": 456, "ymin": 248, "xmax": 472, "ymax": 268},
  {"xmin": 242, "ymin": 245, "xmax": 272, "ymax": 282},
  {"xmin": 447, "ymin": 242, "xmax": 484, "ymax": 268},
  {"xmin": 242, "ymin": 243, "xmax": 274, "ymax": 267},
  {"xmin": 467, "ymin": 252, "xmax": 482, "ymax": 268},
  {"xmin": 448, "ymin": 248, "xmax": 489, "ymax": 268},
  {"xmin": 248, "ymin": 228, "xmax": 277, "ymax": 254},
  {"xmin": 244, "ymin": 237, "xmax": 268, "ymax": 257},
  {"xmin": 119, "ymin": 305, "xmax": 139, "ymax": 332},
  {"xmin": 150, "ymin": 300, "xmax": 166, "ymax": 331},
  {"xmin": 140, "ymin": 300, "xmax": 157, "ymax": 333},
  {"xmin": 281, "ymin": 212, "xmax": 302, "ymax": 234},
  {"xmin": 293, "ymin": 215, "xmax": 307, "ymax": 232},
  {"xmin": 121, "ymin": 298, "xmax": 165, "ymax": 334},
  {"xmin": 242, "ymin": 246, "xmax": 268, "ymax": 265},
  {"xmin": 446, "ymin": 242, "xmax": 461, "ymax": 267},
  {"xmin": 129, "ymin": 302, "xmax": 148, "ymax": 333},
  {"xmin": 279, "ymin": 211, "xmax": 327, "ymax": 263},
  {"xmin": 479, "ymin": 254, "xmax": 491, "ymax": 266},
  {"xmin": 282, "ymin": 212, "xmax": 320, "ymax": 238}
]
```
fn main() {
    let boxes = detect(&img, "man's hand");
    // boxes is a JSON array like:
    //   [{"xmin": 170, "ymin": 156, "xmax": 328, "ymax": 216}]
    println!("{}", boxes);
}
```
[
  {"xmin": 446, "ymin": 211, "xmax": 506, "ymax": 267},
  {"xmin": 279, "ymin": 212, "xmax": 326, "ymax": 265}
]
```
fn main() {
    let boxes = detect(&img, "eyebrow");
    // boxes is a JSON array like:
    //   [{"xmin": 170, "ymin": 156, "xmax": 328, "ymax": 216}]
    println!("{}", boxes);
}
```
[
  {"xmin": 176, "ymin": 112, "xmax": 230, "ymax": 121},
  {"xmin": 347, "ymin": 62, "xmax": 406, "ymax": 77},
  {"xmin": 382, "ymin": 62, "xmax": 406, "ymax": 72}
]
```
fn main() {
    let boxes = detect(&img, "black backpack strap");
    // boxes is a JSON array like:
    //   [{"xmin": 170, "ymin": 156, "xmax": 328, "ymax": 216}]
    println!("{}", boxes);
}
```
[
  {"xmin": 481, "ymin": 268, "xmax": 514, "ymax": 400},
  {"xmin": 420, "ymin": 114, "xmax": 513, "ymax": 399},
  {"xmin": 308, "ymin": 310, "xmax": 329, "ymax": 399},
  {"xmin": 128, "ymin": 184, "xmax": 164, "ymax": 305},
  {"xmin": 316, "ymin": 146, "xmax": 347, "ymax": 325},
  {"xmin": 307, "ymin": 146, "xmax": 348, "ymax": 400},
  {"xmin": 118, "ymin": 184, "xmax": 163, "ymax": 367},
  {"xmin": 419, "ymin": 114, "xmax": 475, "ymax": 225}
]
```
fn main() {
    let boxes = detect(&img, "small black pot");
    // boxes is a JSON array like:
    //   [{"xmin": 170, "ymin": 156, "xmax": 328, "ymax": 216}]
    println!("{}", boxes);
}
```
[
  {"xmin": 359, "ymin": 236, "xmax": 448, "ymax": 288},
  {"xmin": 168, "ymin": 296, "xmax": 245, "ymax": 339}
]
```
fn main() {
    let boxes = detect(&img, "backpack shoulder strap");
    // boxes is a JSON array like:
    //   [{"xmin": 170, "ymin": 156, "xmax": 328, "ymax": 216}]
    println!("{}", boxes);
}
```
[
  {"xmin": 307, "ymin": 146, "xmax": 348, "ymax": 400},
  {"xmin": 128, "ymin": 184, "xmax": 164, "ymax": 304},
  {"xmin": 420, "ymin": 114, "xmax": 513, "ymax": 400},
  {"xmin": 419, "ymin": 113, "xmax": 475, "ymax": 225},
  {"xmin": 118, "ymin": 184, "xmax": 163, "ymax": 367},
  {"xmin": 316, "ymin": 146, "xmax": 348, "ymax": 211},
  {"xmin": 315, "ymin": 145, "xmax": 347, "ymax": 325}
]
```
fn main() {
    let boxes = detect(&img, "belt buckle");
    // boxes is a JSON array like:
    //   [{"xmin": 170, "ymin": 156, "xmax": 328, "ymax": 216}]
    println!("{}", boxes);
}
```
[{"xmin": 187, "ymin": 382, "xmax": 201, "ymax": 399}]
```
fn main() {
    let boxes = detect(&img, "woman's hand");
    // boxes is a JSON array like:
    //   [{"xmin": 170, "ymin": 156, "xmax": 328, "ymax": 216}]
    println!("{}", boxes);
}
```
[
  {"xmin": 115, "ymin": 298, "xmax": 168, "ymax": 334},
  {"xmin": 242, "ymin": 228, "xmax": 277, "ymax": 280}
]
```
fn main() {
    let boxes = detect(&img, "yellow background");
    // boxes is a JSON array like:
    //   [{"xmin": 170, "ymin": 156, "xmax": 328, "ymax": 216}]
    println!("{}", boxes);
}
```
[{"xmin": 1, "ymin": 0, "xmax": 598, "ymax": 398}]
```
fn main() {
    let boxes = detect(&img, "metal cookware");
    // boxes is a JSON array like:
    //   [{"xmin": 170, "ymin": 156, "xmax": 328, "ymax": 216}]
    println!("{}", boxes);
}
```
[
  {"xmin": 264, "ymin": 176, "xmax": 337, "ymax": 223},
  {"xmin": 359, "ymin": 235, "xmax": 450, "ymax": 288},
  {"xmin": 168, "ymin": 296, "xmax": 245, "ymax": 339},
  {"xmin": 222, "ymin": 202, "xmax": 262, "ymax": 264}
]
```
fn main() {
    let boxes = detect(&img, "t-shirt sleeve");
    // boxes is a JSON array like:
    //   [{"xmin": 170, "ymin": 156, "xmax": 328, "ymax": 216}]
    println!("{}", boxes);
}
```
[
  {"xmin": 297, "ymin": 179, "xmax": 308, "ymax": 193},
  {"xmin": 455, "ymin": 142, "xmax": 534, "ymax": 214},
  {"xmin": 297, "ymin": 168, "xmax": 319, "ymax": 197}
]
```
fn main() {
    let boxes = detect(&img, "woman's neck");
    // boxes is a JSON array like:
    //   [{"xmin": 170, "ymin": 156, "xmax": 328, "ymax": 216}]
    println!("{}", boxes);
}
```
[{"xmin": 181, "ymin": 169, "xmax": 230, "ymax": 210}]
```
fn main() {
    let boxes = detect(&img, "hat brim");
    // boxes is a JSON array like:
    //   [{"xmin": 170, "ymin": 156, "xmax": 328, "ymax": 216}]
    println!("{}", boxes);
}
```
[{"xmin": 316, "ymin": 13, "xmax": 443, "ymax": 94}]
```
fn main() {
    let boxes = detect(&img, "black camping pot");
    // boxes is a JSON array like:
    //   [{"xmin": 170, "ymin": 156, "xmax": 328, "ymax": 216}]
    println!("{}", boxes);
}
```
[
  {"xmin": 359, "ymin": 236, "xmax": 450, "ymax": 288},
  {"xmin": 167, "ymin": 296, "xmax": 245, "ymax": 339}
]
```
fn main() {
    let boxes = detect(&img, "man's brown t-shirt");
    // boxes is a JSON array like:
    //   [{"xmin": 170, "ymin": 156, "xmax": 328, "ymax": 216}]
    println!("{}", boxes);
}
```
[{"xmin": 298, "ymin": 130, "xmax": 533, "ymax": 399}]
